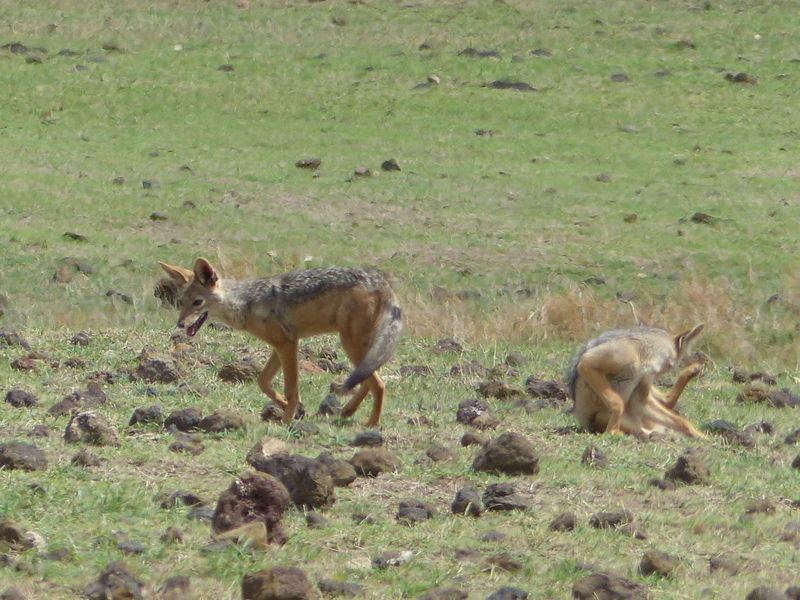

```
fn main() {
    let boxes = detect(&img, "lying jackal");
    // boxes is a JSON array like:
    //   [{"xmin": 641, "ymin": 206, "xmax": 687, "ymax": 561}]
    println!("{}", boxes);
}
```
[{"xmin": 568, "ymin": 323, "xmax": 705, "ymax": 438}]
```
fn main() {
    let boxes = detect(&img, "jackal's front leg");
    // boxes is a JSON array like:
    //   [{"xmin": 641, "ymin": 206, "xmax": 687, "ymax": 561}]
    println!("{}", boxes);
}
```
[
  {"xmin": 577, "ymin": 362, "xmax": 627, "ymax": 434},
  {"xmin": 257, "ymin": 352, "xmax": 287, "ymax": 409},
  {"xmin": 274, "ymin": 342, "xmax": 301, "ymax": 424}
]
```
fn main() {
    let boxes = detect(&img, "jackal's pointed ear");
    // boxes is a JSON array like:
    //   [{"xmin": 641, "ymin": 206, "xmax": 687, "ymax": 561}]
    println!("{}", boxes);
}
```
[
  {"xmin": 193, "ymin": 258, "xmax": 218, "ymax": 288},
  {"xmin": 674, "ymin": 323, "xmax": 704, "ymax": 355},
  {"xmin": 159, "ymin": 261, "xmax": 194, "ymax": 285}
]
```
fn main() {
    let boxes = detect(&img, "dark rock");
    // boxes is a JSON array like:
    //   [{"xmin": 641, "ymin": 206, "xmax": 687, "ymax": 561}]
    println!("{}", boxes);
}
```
[
  {"xmin": 482, "ymin": 482, "xmax": 530, "ymax": 512},
  {"xmin": 702, "ymin": 420, "xmax": 755, "ymax": 448},
  {"xmin": 352, "ymin": 431, "xmax": 383, "ymax": 447},
  {"xmin": 648, "ymin": 478, "xmax": 678, "ymax": 491},
  {"xmin": 0, "ymin": 441, "xmax": 47, "ymax": 472},
  {"xmin": 211, "ymin": 472, "xmax": 290, "ymax": 546},
  {"xmin": 745, "ymin": 499, "xmax": 776, "ymax": 515},
  {"xmin": 4, "ymin": 390, "xmax": 37, "ymax": 408},
  {"xmin": 745, "ymin": 587, "xmax": 788, "ymax": 600},
  {"xmin": 589, "ymin": 511, "xmax": 634, "ymax": 529},
  {"xmin": 505, "ymin": 353, "xmax": 528, "ymax": 367},
  {"xmin": 451, "ymin": 487, "xmax": 484, "ymax": 517},
  {"xmin": 487, "ymin": 80, "xmax": 536, "ymax": 92},
  {"xmin": 0, "ymin": 327, "xmax": 31, "ymax": 350},
  {"xmin": 397, "ymin": 500, "xmax": 436, "ymax": 525},
  {"xmin": 71, "ymin": 447, "xmax": 104, "ymax": 467},
  {"xmin": 478, "ymin": 381, "xmax": 523, "ymax": 399},
  {"xmin": 709, "ymin": 554, "xmax": 743, "ymax": 575},
  {"xmin": 456, "ymin": 398, "xmax": 494, "ymax": 426},
  {"xmin": 472, "ymin": 432, "xmax": 539, "ymax": 475},
  {"xmin": 549, "ymin": 511, "xmax": 577, "ymax": 532},
  {"xmin": 295, "ymin": 157, "xmax": 321, "ymax": 170},
  {"xmin": 665, "ymin": 450, "xmax": 710, "ymax": 485},
  {"xmin": 780, "ymin": 521, "xmax": 800, "ymax": 542},
  {"xmin": 242, "ymin": 566, "xmax": 313, "ymax": 600},
  {"xmin": 137, "ymin": 354, "xmax": 181, "ymax": 384},
  {"xmin": 317, "ymin": 579, "xmax": 363, "ymax": 597},
  {"xmin": 168, "ymin": 433, "xmax": 205, "ymax": 455},
  {"xmin": 0, "ymin": 587, "xmax": 26, "ymax": 600},
  {"xmin": 84, "ymin": 562, "xmax": 143, "ymax": 600},
  {"xmin": 426, "ymin": 444, "xmax": 456, "ymax": 462},
  {"xmin": 158, "ymin": 490, "xmax": 204, "ymax": 509},
  {"xmin": 400, "ymin": 365, "xmax": 434, "ymax": 377},
  {"xmin": 381, "ymin": 158, "xmax": 401, "ymax": 172},
  {"xmin": 525, "ymin": 376, "xmax": 568, "ymax": 401},
  {"xmin": 450, "ymin": 360, "xmax": 488, "ymax": 377},
  {"xmin": 460, "ymin": 430, "xmax": 489, "ymax": 446},
  {"xmin": 64, "ymin": 411, "xmax": 120, "ymax": 446},
  {"xmin": 349, "ymin": 448, "xmax": 400, "ymax": 477},
  {"xmin": 165, "ymin": 407, "xmax": 203, "ymax": 432},
  {"xmin": 198, "ymin": 409, "xmax": 245, "ymax": 433},
  {"xmin": 252, "ymin": 454, "xmax": 335, "ymax": 510},
  {"xmin": 159, "ymin": 575, "xmax": 191, "ymax": 598},
  {"xmin": 581, "ymin": 445, "xmax": 609, "ymax": 469},
  {"xmin": 317, "ymin": 394, "xmax": 341, "ymax": 417},
  {"xmin": 486, "ymin": 587, "xmax": 528, "ymax": 600},
  {"xmin": 305, "ymin": 512, "xmax": 327, "ymax": 529},
  {"xmin": 639, "ymin": 550, "xmax": 678, "ymax": 577},
  {"xmin": 573, "ymin": 572, "xmax": 648, "ymax": 599},
  {"xmin": 218, "ymin": 359, "xmax": 260, "ymax": 383},
  {"xmin": 315, "ymin": 452, "xmax": 357, "ymax": 487},
  {"xmin": 70, "ymin": 331, "xmax": 91, "ymax": 346},
  {"xmin": 431, "ymin": 338, "xmax": 463, "ymax": 354},
  {"xmin": 128, "ymin": 405, "xmax": 163, "ymax": 427},
  {"xmin": 485, "ymin": 553, "xmax": 522, "ymax": 572}
]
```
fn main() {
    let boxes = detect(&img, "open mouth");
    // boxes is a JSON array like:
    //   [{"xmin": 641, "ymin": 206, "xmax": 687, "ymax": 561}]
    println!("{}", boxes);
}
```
[{"xmin": 186, "ymin": 311, "xmax": 208, "ymax": 337}]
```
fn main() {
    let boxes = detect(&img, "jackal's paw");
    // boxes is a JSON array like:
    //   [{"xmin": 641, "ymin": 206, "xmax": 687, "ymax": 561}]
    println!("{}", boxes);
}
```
[{"xmin": 681, "ymin": 362, "xmax": 705, "ymax": 381}]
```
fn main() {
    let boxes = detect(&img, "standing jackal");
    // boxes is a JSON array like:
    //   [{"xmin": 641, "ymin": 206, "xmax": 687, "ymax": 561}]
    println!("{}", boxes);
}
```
[
  {"xmin": 568, "ymin": 323, "xmax": 705, "ymax": 438},
  {"xmin": 159, "ymin": 258, "xmax": 403, "ymax": 426}
]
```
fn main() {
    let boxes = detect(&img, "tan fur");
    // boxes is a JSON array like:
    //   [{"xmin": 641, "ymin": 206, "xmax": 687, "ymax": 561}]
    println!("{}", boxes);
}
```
[
  {"xmin": 159, "ymin": 258, "xmax": 403, "ymax": 426},
  {"xmin": 568, "ymin": 324, "xmax": 705, "ymax": 438}
]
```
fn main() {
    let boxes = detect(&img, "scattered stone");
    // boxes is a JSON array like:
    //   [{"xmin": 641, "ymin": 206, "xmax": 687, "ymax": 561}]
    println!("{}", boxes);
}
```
[
  {"xmin": 709, "ymin": 554, "xmax": 743, "ymax": 575},
  {"xmin": 610, "ymin": 73, "xmax": 630, "ymax": 82},
  {"xmin": 381, "ymin": 158, "xmax": 401, "ymax": 171},
  {"xmin": 242, "ymin": 566, "xmax": 313, "ymax": 600},
  {"xmin": 572, "ymin": 572, "xmax": 648, "ymax": 600},
  {"xmin": 128, "ymin": 405, "xmax": 163, "ymax": 427},
  {"xmin": 137, "ymin": 354, "xmax": 181, "ymax": 384},
  {"xmin": 71, "ymin": 447, "xmax": 104, "ymax": 468},
  {"xmin": 639, "ymin": 550, "xmax": 678, "ymax": 577},
  {"xmin": 83, "ymin": 562, "xmax": 144, "ymax": 600},
  {"xmin": 10, "ymin": 356, "xmax": 39, "ymax": 372},
  {"xmin": 450, "ymin": 360, "xmax": 488, "ymax": 377},
  {"xmin": 0, "ymin": 519, "xmax": 36, "ymax": 552},
  {"xmin": 745, "ymin": 499, "xmax": 777, "ymax": 515},
  {"xmin": 317, "ymin": 393, "xmax": 341, "ymax": 416},
  {"xmin": 317, "ymin": 579, "xmax": 363, "ymax": 597},
  {"xmin": 702, "ymin": 419, "xmax": 755, "ymax": 448},
  {"xmin": 478, "ymin": 381, "xmax": 524, "ymax": 399},
  {"xmin": 417, "ymin": 587, "xmax": 468, "ymax": 600},
  {"xmin": 0, "ymin": 587, "xmax": 26, "ymax": 600},
  {"xmin": 198, "ymin": 409, "xmax": 245, "ymax": 433},
  {"xmin": 158, "ymin": 575, "xmax": 191, "ymax": 598},
  {"xmin": 451, "ymin": 486, "xmax": 483, "ymax": 517},
  {"xmin": 524, "ymin": 376, "xmax": 568, "ymax": 401},
  {"xmin": 426, "ymin": 444, "xmax": 456, "ymax": 462},
  {"xmin": 251, "ymin": 454, "xmax": 335, "ymax": 510},
  {"xmin": 158, "ymin": 490, "xmax": 204, "ymax": 509},
  {"xmin": 218, "ymin": 359, "xmax": 260, "ymax": 383},
  {"xmin": 549, "ymin": 511, "xmax": 577, "ymax": 532},
  {"xmin": 400, "ymin": 365, "xmax": 434, "ymax": 377},
  {"xmin": 745, "ymin": 587, "xmax": 788, "ymax": 600},
  {"xmin": 0, "ymin": 327, "xmax": 31, "ymax": 350},
  {"xmin": 665, "ymin": 450, "xmax": 710, "ymax": 485},
  {"xmin": 482, "ymin": 482, "xmax": 530, "ymax": 512},
  {"xmin": 431, "ymin": 338, "xmax": 463, "ymax": 354},
  {"xmin": 295, "ymin": 157, "xmax": 321, "ymax": 170},
  {"xmin": 456, "ymin": 398, "xmax": 496, "ymax": 428},
  {"xmin": 372, "ymin": 550, "xmax": 414, "ymax": 569},
  {"xmin": 168, "ymin": 432, "xmax": 205, "ymax": 455},
  {"xmin": 352, "ymin": 431, "xmax": 383, "ymax": 447},
  {"xmin": 349, "ymin": 448, "xmax": 400, "ymax": 477},
  {"xmin": 485, "ymin": 552, "xmax": 523, "ymax": 572},
  {"xmin": 4, "ymin": 389, "xmax": 37, "ymax": 408},
  {"xmin": 649, "ymin": 477, "xmax": 678, "ymax": 491},
  {"xmin": 780, "ymin": 521, "xmax": 800, "ymax": 542},
  {"xmin": 397, "ymin": 500, "xmax": 436, "ymax": 525},
  {"xmin": 589, "ymin": 511, "xmax": 634, "ymax": 529},
  {"xmin": 505, "ymin": 353, "xmax": 527, "ymax": 367},
  {"xmin": 486, "ymin": 80, "xmax": 537, "ymax": 92},
  {"xmin": 305, "ymin": 512, "xmax": 327, "ymax": 529},
  {"xmin": 460, "ymin": 429, "xmax": 488, "ymax": 446},
  {"xmin": 486, "ymin": 587, "xmax": 528, "ymax": 600},
  {"xmin": 479, "ymin": 530, "xmax": 506, "ymax": 543},
  {"xmin": 353, "ymin": 166, "xmax": 372, "ymax": 178},
  {"xmin": 581, "ymin": 445, "xmax": 609, "ymax": 469},
  {"xmin": 165, "ymin": 407, "xmax": 203, "ymax": 432},
  {"xmin": 211, "ymin": 472, "xmax": 290, "ymax": 546},
  {"xmin": 619, "ymin": 523, "xmax": 649, "ymax": 540},
  {"xmin": 315, "ymin": 452, "xmax": 357, "ymax": 487},
  {"xmin": 725, "ymin": 72, "xmax": 756, "ymax": 84},
  {"xmin": 472, "ymin": 432, "xmax": 540, "ymax": 476},
  {"xmin": 64, "ymin": 411, "xmax": 121, "ymax": 446}
]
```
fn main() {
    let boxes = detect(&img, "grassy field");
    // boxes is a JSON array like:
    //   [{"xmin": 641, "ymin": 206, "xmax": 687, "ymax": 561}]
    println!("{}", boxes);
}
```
[{"xmin": 1, "ymin": 0, "xmax": 800, "ymax": 598}]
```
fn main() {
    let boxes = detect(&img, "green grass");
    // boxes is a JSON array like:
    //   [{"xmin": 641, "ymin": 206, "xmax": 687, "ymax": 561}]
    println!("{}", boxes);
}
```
[{"xmin": 2, "ymin": 1, "xmax": 800, "ymax": 598}]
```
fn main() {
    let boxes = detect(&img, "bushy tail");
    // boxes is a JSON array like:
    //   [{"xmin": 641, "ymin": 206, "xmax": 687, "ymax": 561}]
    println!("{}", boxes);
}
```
[{"xmin": 340, "ymin": 298, "xmax": 403, "ymax": 393}]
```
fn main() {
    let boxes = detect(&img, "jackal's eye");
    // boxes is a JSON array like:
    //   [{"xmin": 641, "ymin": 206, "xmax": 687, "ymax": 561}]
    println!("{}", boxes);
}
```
[{"xmin": 191, "ymin": 299, "xmax": 203, "ymax": 307}]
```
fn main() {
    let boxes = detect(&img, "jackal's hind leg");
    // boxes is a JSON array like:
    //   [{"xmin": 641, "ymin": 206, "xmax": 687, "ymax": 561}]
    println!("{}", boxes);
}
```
[{"xmin": 577, "ymin": 362, "xmax": 627, "ymax": 435}]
